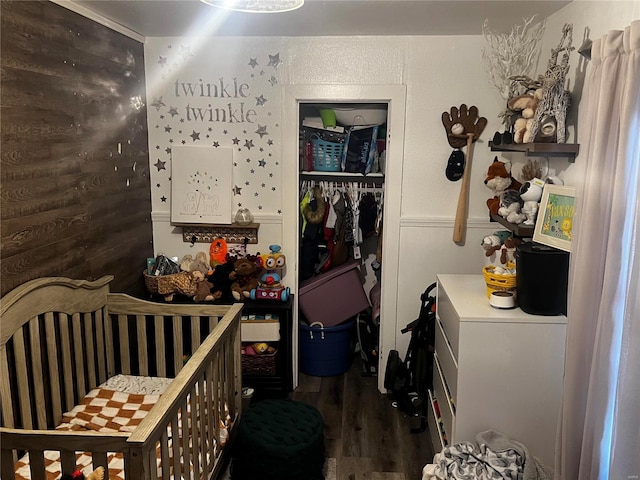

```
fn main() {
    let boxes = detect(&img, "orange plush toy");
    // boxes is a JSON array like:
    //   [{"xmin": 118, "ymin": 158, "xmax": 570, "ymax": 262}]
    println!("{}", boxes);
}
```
[{"xmin": 484, "ymin": 158, "xmax": 522, "ymax": 215}]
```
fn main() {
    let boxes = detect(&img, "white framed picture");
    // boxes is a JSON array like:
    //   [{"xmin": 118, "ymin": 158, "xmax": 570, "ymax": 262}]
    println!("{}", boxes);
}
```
[
  {"xmin": 533, "ymin": 184, "xmax": 576, "ymax": 252},
  {"xmin": 171, "ymin": 146, "xmax": 233, "ymax": 224}
]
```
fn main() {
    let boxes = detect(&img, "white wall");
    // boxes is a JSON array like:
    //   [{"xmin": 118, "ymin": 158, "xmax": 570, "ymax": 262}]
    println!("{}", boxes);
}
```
[{"xmin": 145, "ymin": 0, "xmax": 636, "ymax": 368}]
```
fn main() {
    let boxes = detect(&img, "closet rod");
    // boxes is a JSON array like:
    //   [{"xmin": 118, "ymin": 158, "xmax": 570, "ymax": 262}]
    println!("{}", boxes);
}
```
[{"xmin": 299, "ymin": 172, "xmax": 384, "ymax": 186}]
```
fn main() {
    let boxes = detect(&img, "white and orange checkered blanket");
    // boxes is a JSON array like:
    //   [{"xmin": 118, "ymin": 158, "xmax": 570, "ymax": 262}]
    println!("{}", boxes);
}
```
[{"xmin": 14, "ymin": 375, "xmax": 227, "ymax": 480}]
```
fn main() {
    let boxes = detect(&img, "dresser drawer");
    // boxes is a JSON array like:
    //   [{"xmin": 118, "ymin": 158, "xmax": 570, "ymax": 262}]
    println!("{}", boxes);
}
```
[
  {"xmin": 427, "ymin": 390, "xmax": 446, "ymax": 452},
  {"xmin": 433, "ymin": 352, "xmax": 454, "ymax": 443},
  {"xmin": 436, "ymin": 282, "xmax": 460, "ymax": 359},
  {"xmin": 435, "ymin": 318, "xmax": 458, "ymax": 405}
]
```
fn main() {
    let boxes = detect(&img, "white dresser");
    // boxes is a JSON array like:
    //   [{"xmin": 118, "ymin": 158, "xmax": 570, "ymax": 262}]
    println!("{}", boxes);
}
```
[{"xmin": 427, "ymin": 274, "xmax": 567, "ymax": 468}]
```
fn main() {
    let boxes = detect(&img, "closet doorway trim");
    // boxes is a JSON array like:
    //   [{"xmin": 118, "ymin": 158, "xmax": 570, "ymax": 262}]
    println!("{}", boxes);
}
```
[{"xmin": 282, "ymin": 84, "xmax": 407, "ymax": 392}]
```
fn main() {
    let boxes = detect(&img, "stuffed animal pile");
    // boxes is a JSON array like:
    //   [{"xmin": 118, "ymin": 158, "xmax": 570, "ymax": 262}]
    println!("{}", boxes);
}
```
[{"xmin": 484, "ymin": 157, "xmax": 523, "ymax": 222}]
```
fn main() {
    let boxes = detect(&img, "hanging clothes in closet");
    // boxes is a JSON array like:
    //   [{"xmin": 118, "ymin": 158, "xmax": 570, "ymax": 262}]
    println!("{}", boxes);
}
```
[{"xmin": 299, "ymin": 180, "xmax": 384, "ymax": 282}]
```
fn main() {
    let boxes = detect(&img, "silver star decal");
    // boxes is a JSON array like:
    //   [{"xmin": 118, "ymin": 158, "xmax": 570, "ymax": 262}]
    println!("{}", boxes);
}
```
[
  {"xmin": 190, "ymin": 130, "xmax": 200, "ymax": 141},
  {"xmin": 255, "ymin": 125, "xmax": 268, "ymax": 138},
  {"xmin": 168, "ymin": 107, "xmax": 179, "ymax": 117},
  {"xmin": 248, "ymin": 58, "xmax": 258, "ymax": 68},
  {"xmin": 244, "ymin": 140, "xmax": 254, "ymax": 150},
  {"xmin": 151, "ymin": 97, "xmax": 165, "ymax": 111},
  {"xmin": 255, "ymin": 95, "xmax": 267, "ymax": 106},
  {"xmin": 233, "ymin": 186, "xmax": 242, "ymax": 195},
  {"xmin": 268, "ymin": 76, "xmax": 278, "ymax": 86},
  {"xmin": 258, "ymin": 159, "xmax": 266, "ymax": 167},
  {"xmin": 154, "ymin": 160, "xmax": 166, "ymax": 171},
  {"xmin": 157, "ymin": 56, "xmax": 167, "ymax": 67}
]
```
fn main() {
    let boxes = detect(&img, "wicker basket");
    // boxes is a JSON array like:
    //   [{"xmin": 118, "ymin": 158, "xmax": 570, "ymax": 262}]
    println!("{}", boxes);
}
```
[
  {"xmin": 311, "ymin": 135, "xmax": 343, "ymax": 172},
  {"xmin": 143, "ymin": 269, "xmax": 197, "ymax": 299},
  {"xmin": 482, "ymin": 265, "xmax": 517, "ymax": 298},
  {"xmin": 242, "ymin": 350, "xmax": 278, "ymax": 376}
]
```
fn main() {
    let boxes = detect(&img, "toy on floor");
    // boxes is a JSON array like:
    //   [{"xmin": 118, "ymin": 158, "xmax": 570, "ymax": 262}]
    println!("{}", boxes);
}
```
[{"xmin": 251, "ymin": 245, "xmax": 290, "ymax": 301}]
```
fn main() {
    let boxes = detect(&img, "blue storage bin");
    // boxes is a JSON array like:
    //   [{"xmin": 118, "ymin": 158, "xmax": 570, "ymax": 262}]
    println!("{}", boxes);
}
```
[{"xmin": 299, "ymin": 320, "xmax": 355, "ymax": 376}]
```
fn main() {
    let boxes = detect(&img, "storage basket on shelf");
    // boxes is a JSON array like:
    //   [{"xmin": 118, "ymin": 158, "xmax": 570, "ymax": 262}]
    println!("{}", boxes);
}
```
[
  {"xmin": 310, "ymin": 134, "xmax": 343, "ymax": 172},
  {"xmin": 143, "ymin": 269, "xmax": 198, "ymax": 300},
  {"xmin": 482, "ymin": 264, "xmax": 517, "ymax": 298},
  {"xmin": 242, "ymin": 350, "xmax": 278, "ymax": 376}
]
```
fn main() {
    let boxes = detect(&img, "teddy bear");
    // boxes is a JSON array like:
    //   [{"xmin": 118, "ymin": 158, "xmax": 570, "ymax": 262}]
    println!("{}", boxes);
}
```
[
  {"xmin": 229, "ymin": 257, "xmax": 263, "ymax": 301},
  {"xmin": 484, "ymin": 158, "xmax": 522, "ymax": 216},
  {"xmin": 508, "ymin": 89, "xmax": 543, "ymax": 144},
  {"xmin": 192, "ymin": 270, "xmax": 217, "ymax": 302},
  {"xmin": 481, "ymin": 230, "xmax": 512, "ymax": 258}
]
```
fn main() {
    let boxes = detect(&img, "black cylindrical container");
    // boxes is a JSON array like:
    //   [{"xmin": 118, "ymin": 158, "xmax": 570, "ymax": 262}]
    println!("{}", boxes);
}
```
[{"xmin": 516, "ymin": 242, "xmax": 570, "ymax": 315}]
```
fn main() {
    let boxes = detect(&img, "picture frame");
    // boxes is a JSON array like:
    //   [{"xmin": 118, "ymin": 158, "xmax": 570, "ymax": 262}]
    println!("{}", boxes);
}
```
[
  {"xmin": 171, "ymin": 146, "xmax": 233, "ymax": 224},
  {"xmin": 533, "ymin": 184, "xmax": 576, "ymax": 252}
]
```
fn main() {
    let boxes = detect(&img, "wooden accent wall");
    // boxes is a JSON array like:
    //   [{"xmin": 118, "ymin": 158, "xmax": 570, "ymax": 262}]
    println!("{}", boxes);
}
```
[{"xmin": 1, "ymin": 1, "xmax": 153, "ymax": 297}]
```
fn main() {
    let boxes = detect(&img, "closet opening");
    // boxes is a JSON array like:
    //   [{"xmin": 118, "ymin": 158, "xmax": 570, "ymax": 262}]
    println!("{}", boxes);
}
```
[{"xmin": 282, "ymin": 85, "xmax": 407, "ymax": 392}]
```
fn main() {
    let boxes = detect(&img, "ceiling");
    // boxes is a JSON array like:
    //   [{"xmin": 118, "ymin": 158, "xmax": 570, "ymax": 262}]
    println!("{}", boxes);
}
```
[{"xmin": 71, "ymin": 0, "xmax": 571, "ymax": 37}]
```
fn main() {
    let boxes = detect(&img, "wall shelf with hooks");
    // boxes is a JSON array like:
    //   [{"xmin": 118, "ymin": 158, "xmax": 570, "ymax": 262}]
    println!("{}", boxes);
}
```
[{"xmin": 174, "ymin": 223, "xmax": 260, "ymax": 244}]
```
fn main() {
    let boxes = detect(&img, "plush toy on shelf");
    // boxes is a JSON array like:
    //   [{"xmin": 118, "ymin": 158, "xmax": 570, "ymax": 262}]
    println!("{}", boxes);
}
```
[
  {"xmin": 229, "ymin": 256, "xmax": 263, "ymax": 301},
  {"xmin": 520, "ymin": 178, "xmax": 545, "ymax": 225},
  {"xmin": 484, "ymin": 157, "xmax": 523, "ymax": 217},
  {"xmin": 251, "ymin": 245, "xmax": 291, "ymax": 301},
  {"xmin": 192, "ymin": 270, "xmax": 217, "ymax": 302}
]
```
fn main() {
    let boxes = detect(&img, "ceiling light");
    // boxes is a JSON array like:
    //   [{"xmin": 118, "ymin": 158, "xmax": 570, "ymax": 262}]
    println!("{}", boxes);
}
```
[{"xmin": 200, "ymin": 0, "xmax": 304, "ymax": 13}]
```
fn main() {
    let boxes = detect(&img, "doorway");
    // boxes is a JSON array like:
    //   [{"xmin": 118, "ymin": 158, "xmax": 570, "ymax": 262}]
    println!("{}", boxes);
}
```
[{"xmin": 282, "ymin": 84, "xmax": 407, "ymax": 392}]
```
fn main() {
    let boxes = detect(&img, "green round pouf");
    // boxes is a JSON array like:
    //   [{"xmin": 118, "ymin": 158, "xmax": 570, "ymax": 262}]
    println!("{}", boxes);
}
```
[{"xmin": 231, "ymin": 399, "xmax": 325, "ymax": 480}]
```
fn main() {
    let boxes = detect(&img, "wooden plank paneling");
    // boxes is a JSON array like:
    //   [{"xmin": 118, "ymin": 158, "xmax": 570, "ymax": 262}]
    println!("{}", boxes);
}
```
[{"xmin": 0, "ymin": 0, "xmax": 153, "ymax": 296}]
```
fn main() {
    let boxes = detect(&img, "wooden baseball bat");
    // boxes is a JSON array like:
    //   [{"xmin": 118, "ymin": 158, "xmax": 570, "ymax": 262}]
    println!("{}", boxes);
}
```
[{"xmin": 453, "ymin": 133, "xmax": 475, "ymax": 244}]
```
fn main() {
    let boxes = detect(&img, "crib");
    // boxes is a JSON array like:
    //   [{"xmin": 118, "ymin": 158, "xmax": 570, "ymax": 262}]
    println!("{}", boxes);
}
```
[{"xmin": 0, "ymin": 275, "xmax": 244, "ymax": 480}]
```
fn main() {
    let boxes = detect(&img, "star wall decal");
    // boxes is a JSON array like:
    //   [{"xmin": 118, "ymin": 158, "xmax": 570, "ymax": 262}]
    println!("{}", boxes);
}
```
[
  {"xmin": 267, "ymin": 53, "xmax": 282, "ymax": 68},
  {"xmin": 161, "ymin": 196, "xmax": 167, "ymax": 202},
  {"xmin": 232, "ymin": 137, "xmax": 240, "ymax": 145},
  {"xmin": 258, "ymin": 159, "xmax": 266, "ymax": 167},
  {"xmin": 165, "ymin": 147, "xmax": 171, "ymax": 154},
  {"xmin": 154, "ymin": 159, "xmax": 166, "ymax": 171},
  {"xmin": 151, "ymin": 97, "xmax": 165, "ymax": 111},
  {"xmin": 244, "ymin": 139, "xmax": 254, "ymax": 150},
  {"xmin": 268, "ymin": 76, "xmax": 278, "ymax": 86},
  {"xmin": 233, "ymin": 185, "xmax": 242, "ymax": 195},
  {"xmin": 213, "ymin": 141, "xmax": 220, "ymax": 147},
  {"xmin": 190, "ymin": 130, "xmax": 200, "ymax": 141},
  {"xmin": 255, "ymin": 95, "xmax": 267, "ymax": 106},
  {"xmin": 267, "ymin": 139, "xmax": 274, "ymax": 146},
  {"xmin": 248, "ymin": 58, "xmax": 258, "ymax": 68},
  {"xmin": 164, "ymin": 125, "xmax": 172, "ymax": 133},
  {"xmin": 255, "ymin": 125, "xmax": 268, "ymax": 138},
  {"xmin": 157, "ymin": 56, "xmax": 167, "ymax": 67},
  {"xmin": 168, "ymin": 107, "xmax": 178, "ymax": 117}
]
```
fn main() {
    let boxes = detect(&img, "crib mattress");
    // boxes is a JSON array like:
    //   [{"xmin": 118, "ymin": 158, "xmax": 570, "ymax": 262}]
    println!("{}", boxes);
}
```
[{"xmin": 14, "ymin": 375, "xmax": 228, "ymax": 480}]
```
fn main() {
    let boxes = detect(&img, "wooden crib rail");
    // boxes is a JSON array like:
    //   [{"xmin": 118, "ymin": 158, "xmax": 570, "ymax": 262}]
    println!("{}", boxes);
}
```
[
  {"xmin": 125, "ymin": 303, "xmax": 243, "ymax": 480},
  {"xmin": 0, "ymin": 429, "xmax": 129, "ymax": 480}
]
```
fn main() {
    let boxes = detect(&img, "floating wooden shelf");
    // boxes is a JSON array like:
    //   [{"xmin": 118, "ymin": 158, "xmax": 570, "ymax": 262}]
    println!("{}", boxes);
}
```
[
  {"xmin": 489, "ymin": 142, "xmax": 579, "ymax": 160},
  {"xmin": 490, "ymin": 213, "xmax": 534, "ymax": 237},
  {"xmin": 175, "ymin": 223, "xmax": 260, "ymax": 244}
]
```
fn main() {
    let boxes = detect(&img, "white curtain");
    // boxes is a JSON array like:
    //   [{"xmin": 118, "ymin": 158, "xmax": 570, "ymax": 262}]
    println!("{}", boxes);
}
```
[{"xmin": 556, "ymin": 21, "xmax": 640, "ymax": 480}]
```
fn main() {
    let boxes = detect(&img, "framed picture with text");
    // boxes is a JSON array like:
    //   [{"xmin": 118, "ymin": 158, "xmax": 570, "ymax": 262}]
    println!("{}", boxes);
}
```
[{"xmin": 533, "ymin": 184, "xmax": 576, "ymax": 252}]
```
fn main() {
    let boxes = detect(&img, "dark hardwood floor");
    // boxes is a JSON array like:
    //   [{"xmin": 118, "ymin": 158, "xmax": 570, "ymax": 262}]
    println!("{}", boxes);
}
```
[{"xmin": 290, "ymin": 356, "xmax": 435, "ymax": 480}]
